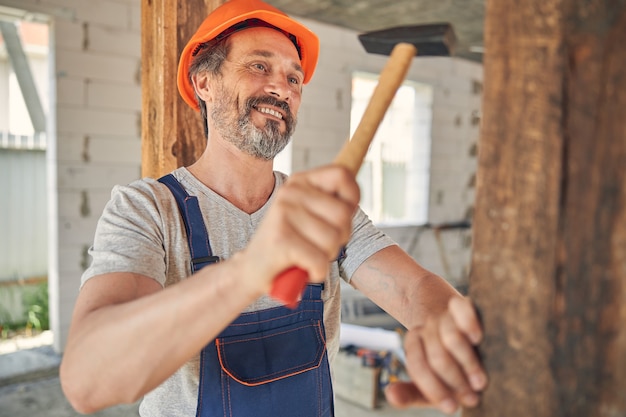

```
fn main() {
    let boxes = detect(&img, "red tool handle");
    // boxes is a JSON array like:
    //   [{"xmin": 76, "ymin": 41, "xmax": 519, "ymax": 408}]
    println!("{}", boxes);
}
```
[
  {"xmin": 269, "ymin": 43, "xmax": 418, "ymax": 308},
  {"xmin": 269, "ymin": 266, "xmax": 308, "ymax": 309}
]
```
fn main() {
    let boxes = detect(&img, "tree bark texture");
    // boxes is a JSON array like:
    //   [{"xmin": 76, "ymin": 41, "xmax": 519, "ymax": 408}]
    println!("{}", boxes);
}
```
[
  {"xmin": 141, "ymin": 0, "xmax": 225, "ymax": 178},
  {"xmin": 465, "ymin": 0, "xmax": 626, "ymax": 416}
]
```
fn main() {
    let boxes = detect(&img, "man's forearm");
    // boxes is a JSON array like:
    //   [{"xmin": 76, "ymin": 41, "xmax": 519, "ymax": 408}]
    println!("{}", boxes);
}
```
[
  {"xmin": 350, "ymin": 245, "xmax": 461, "ymax": 329},
  {"xmin": 60, "ymin": 256, "xmax": 261, "ymax": 413}
]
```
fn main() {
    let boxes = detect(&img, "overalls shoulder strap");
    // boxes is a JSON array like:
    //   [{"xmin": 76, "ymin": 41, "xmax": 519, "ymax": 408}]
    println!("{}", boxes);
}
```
[{"xmin": 158, "ymin": 173, "xmax": 220, "ymax": 272}]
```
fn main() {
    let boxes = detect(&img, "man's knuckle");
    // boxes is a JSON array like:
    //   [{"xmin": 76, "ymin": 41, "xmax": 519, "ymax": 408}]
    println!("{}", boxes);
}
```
[
  {"xmin": 441, "ymin": 331, "xmax": 465, "ymax": 351},
  {"xmin": 405, "ymin": 349, "xmax": 427, "ymax": 369},
  {"xmin": 404, "ymin": 331, "xmax": 422, "ymax": 351},
  {"xmin": 428, "ymin": 350, "xmax": 450, "ymax": 370}
]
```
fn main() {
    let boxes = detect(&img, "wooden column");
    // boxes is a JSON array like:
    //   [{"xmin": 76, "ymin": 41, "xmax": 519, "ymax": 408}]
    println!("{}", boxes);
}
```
[
  {"xmin": 141, "ymin": 0, "xmax": 226, "ymax": 178},
  {"xmin": 466, "ymin": 0, "xmax": 626, "ymax": 416}
]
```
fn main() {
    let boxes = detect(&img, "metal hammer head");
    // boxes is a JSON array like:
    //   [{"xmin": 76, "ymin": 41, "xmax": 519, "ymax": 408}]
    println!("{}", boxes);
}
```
[{"xmin": 358, "ymin": 23, "xmax": 456, "ymax": 57}]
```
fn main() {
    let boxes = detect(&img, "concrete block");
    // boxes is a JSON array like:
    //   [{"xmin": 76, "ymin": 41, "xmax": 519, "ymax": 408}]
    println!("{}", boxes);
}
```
[
  {"xmin": 432, "ymin": 105, "xmax": 465, "ymax": 126},
  {"xmin": 57, "ymin": 107, "xmax": 139, "ymax": 136},
  {"xmin": 57, "ymin": 133, "xmax": 140, "ymax": 164},
  {"xmin": 379, "ymin": 225, "xmax": 418, "ymax": 251},
  {"xmin": 86, "ymin": 80, "xmax": 141, "ymax": 111},
  {"xmin": 86, "ymin": 135, "xmax": 141, "ymax": 164},
  {"xmin": 58, "ymin": 244, "xmax": 88, "ymax": 274},
  {"xmin": 56, "ymin": 77, "xmax": 85, "ymax": 106},
  {"xmin": 413, "ymin": 56, "xmax": 454, "ymax": 77},
  {"xmin": 442, "ymin": 76, "xmax": 475, "ymax": 96},
  {"xmin": 439, "ymin": 98, "xmax": 473, "ymax": 118},
  {"xmin": 57, "ymin": 163, "xmax": 140, "ymax": 190},
  {"xmin": 295, "ymin": 127, "xmax": 347, "ymax": 151},
  {"xmin": 57, "ymin": 274, "xmax": 82, "ymax": 301},
  {"xmin": 290, "ymin": 147, "xmax": 309, "ymax": 171},
  {"xmin": 56, "ymin": 49, "xmax": 139, "ymax": 84},
  {"xmin": 129, "ymin": 3, "xmax": 141, "ymax": 32},
  {"xmin": 90, "ymin": 189, "xmax": 117, "ymax": 216},
  {"xmin": 451, "ymin": 58, "xmax": 483, "ymax": 80},
  {"xmin": 58, "ymin": 216, "xmax": 99, "ymax": 245},
  {"xmin": 56, "ymin": 188, "xmax": 86, "ymax": 219},
  {"xmin": 301, "ymin": 82, "xmax": 351, "ymax": 112},
  {"xmin": 85, "ymin": 24, "xmax": 140, "ymax": 58},
  {"xmin": 53, "ymin": 19, "xmax": 82, "ymax": 51},
  {"xmin": 71, "ymin": 0, "xmax": 130, "ymax": 30},
  {"xmin": 431, "ymin": 134, "xmax": 466, "ymax": 158},
  {"xmin": 304, "ymin": 105, "xmax": 350, "ymax": 134},
  {"xmin": 57, "ymin": 188, "xmax": 117, "ymax": 220},
  {"xmin": 291, "ymin": 146, "xmax": 338, "ymax": 171}
]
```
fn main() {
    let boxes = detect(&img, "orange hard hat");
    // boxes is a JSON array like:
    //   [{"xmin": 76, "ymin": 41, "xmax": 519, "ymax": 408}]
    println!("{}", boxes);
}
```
[{"xmin": 177, "ymin": 0, "xmax": 320, "ymax": 111}]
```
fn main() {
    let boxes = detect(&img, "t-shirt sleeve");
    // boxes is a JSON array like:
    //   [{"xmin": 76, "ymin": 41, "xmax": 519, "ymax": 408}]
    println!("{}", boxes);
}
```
[
  {"xmin": 80, "ymin": 181, "xmax": 168, "ymax": 288},
  {"xmin": 338, "ymin": 207, "xmax": 396, "ymax": 282}
]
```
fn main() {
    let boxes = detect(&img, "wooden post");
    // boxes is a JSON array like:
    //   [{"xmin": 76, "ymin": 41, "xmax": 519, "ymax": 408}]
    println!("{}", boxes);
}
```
[
  {"xmin": 141, "ymin": 0, "xmax": 225, "ymax": 178},
  {"xmin": 466, "ymin": 0, "xmax": 626, "ymax": 416}
]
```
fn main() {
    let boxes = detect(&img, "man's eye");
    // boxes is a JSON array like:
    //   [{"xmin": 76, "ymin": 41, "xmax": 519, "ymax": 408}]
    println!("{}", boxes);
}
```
[
  {"xmin": 288, "ymin": 77, "xmax": 301, "ymax": 85},
  {"xmin": 253, "ymin": 63, "xmax": 266, "ymax": 71}
]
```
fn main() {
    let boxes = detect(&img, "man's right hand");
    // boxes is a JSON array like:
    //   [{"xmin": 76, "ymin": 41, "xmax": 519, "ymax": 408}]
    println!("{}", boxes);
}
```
[{"xmin": 240, "ymin": 164, "xmax": 360, "ymax": 295}]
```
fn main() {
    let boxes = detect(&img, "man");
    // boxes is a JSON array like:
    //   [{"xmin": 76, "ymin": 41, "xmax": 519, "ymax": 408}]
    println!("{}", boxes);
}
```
[{"xmin": 60, "ymin": 0, "xmax": 486, "ymax": 415}]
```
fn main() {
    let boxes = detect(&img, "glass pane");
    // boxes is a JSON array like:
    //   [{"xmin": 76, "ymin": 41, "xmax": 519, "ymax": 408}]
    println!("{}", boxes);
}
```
[
  {"xmin": 351, "ymin": 72, "xmax": 433, "ymax": 225},
  {"xmin": 382, "ymin": 161, "xmax": 406, "ymax": 221}
]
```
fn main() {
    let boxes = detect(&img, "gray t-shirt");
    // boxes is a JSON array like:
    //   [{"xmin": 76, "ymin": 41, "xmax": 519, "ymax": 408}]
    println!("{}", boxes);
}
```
[{"xmin": 81, "ymin": 167, "xmax": 395, "ymax": 416}]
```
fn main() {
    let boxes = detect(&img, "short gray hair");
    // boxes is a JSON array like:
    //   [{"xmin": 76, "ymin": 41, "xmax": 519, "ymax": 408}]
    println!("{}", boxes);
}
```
[{"xmin": 188, "ymin": 38, "xmax": 231, "ymax": 137}]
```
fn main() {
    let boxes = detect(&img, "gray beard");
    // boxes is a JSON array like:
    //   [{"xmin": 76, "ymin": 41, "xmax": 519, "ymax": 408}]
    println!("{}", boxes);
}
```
[
  {"xmin": 210, "ymin": 95, "xmax": 297, "ymax": 161},
  {"xmin": 235, "ymin": 115, "xmax": 293, "ymax": 161}
]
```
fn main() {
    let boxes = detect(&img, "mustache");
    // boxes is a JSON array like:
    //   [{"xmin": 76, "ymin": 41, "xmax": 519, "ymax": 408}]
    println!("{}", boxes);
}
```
[{"xmin": 245, "ymin": 96, "xmax": 293, "ymax": 123}]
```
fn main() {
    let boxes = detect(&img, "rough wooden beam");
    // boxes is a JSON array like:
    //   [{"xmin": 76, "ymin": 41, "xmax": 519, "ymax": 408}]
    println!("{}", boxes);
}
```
[
  {"xmin": 465, "ymin": 1, "xmax": 626, "ymax": 416},
  {"xmin": 141, "ymin": 0, "xmax": 225, "ymax": 178}
]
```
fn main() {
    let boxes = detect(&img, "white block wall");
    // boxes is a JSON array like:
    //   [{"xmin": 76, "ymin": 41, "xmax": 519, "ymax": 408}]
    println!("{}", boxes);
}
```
[
  {"xmin": 6, "ymin": 0, "xmax": 481, "ymax": 352},
  {"xmin": 54, "ymin": 0, "xmax": 142, "ymax": 352},
  {"xmin": 6, "ymin": 0, "xmax": 142, "ymax": 352}
]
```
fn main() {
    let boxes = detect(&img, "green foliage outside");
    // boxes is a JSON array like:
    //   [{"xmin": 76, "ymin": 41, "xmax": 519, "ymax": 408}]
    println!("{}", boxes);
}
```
[{"xmin": 0, "ymin": 282, "xmax": 49, "ymax": 340}]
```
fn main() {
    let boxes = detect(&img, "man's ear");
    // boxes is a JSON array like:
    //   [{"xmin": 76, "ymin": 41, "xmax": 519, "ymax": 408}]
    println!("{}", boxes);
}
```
[{"xmin": 191, "ymin": 72, "xmax": 213, "ymax": 103}]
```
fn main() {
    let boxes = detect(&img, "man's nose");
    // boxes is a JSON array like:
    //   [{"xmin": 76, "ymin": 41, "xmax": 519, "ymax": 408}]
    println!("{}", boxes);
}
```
[{"xmin": 265, "ymin": 74, "xmax": 291, "ymax": 101}]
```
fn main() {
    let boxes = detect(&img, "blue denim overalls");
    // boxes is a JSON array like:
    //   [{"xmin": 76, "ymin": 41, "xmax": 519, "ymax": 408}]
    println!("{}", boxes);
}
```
[{"xmin": 159, "ymin": 174, "xmax": 335, "ymax": 417}]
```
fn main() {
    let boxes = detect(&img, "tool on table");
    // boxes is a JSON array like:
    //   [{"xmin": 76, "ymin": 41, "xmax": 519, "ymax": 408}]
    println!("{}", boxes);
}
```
[{"xmin": 270, "ymin": 23, "xmax": 457, "ymax": 308}]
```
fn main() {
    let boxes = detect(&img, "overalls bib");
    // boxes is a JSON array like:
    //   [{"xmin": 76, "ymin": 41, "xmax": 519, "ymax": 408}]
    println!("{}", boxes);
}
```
[{"xmin": 159, "ymin": 174, "xmax": 335, "ymax": 417}]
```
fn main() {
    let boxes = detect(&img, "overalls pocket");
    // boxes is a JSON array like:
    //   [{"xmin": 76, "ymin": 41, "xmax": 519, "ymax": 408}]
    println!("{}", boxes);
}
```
[
  {"xmin": 216, "ymin": 320, "xmax": 326, "ymax": 386},
  {"xmin": 196, "ymin": 287, "xmax": 334, "ymax": 417}
]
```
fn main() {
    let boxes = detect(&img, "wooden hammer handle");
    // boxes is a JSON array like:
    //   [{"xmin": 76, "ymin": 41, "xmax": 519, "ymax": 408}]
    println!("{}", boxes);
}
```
[
  {"xmin": 333, "ymin": 42, "xmax": 418, "ymax": 174},
  {"xmin": 270, "ymin": 43, "xmax": 418, "ymax": 307}
]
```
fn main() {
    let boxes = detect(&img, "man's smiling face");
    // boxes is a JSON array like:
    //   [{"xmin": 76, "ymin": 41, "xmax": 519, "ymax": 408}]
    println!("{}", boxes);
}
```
[{"xmin": 208, "ymin": 26, "xmax": 304, "ymax": 160}]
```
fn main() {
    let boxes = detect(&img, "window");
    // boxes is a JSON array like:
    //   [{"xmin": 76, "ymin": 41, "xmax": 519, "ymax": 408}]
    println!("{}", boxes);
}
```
[{"xmin": 351, "ymin": 72, "xmax": 433, "ymax": 225}]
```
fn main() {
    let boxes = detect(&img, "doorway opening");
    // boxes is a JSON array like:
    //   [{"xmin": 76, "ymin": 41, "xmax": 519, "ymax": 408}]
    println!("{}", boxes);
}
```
[{"xmin": 0, "ymin": 7, "xmax": 53, "ymax": 353}]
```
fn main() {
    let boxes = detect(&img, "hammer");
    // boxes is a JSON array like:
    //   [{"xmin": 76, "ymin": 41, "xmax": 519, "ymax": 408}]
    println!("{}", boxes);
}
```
[{"xmin": 270, "ymin": 23, "xmax": 456, "ymax": 308}]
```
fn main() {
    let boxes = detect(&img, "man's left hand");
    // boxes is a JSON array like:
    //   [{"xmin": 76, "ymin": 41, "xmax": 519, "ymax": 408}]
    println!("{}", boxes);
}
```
[{"xmin": 384, "ymin": 296, "xmax": 487, "ymax": 414}]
